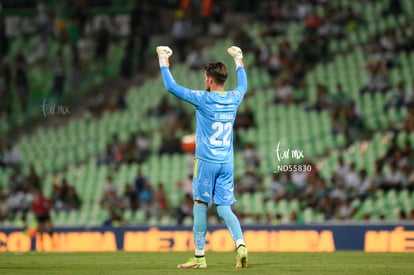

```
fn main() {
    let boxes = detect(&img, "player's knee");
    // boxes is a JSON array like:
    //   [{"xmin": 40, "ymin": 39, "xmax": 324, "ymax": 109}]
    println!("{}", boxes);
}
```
[{"xmin": 216, "ymin": 205, "xmax": 233, "ymax": 219}]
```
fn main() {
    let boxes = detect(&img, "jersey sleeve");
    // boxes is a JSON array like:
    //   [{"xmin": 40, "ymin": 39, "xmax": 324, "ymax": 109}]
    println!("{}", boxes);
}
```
[
  {"xmin": 160, "ymin": 67, "xmax": 205, "ymax": 107},
  {"xmin": 234, "ymin": 67, "xmax": 248, "ymax": 97}
]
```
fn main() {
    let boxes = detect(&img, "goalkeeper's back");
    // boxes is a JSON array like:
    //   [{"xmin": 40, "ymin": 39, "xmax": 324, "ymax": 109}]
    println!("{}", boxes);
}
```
[{"xmin": 160, "ymin": 64, "xmax": 248, "ymax": 163}]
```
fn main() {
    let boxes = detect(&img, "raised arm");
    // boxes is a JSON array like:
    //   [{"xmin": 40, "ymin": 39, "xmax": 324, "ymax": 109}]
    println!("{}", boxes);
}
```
[
  {"xmin": 156, "ymin": 46, "xmax": 204, "ymax": 106},
  {"xmin": 227, "ymin": 46, "xmax": 248, "ymax": 96}
]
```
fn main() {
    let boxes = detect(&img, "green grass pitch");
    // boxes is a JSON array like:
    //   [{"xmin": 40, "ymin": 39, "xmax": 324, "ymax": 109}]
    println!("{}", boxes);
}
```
[{"xmin": 0, "ymin": 252, "xmax": 413, "ymax": 274}]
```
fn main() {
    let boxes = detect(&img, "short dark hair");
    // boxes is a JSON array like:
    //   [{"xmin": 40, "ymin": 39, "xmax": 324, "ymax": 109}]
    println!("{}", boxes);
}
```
[{"xmin": 205, "ymin": 62, "xmax": 228, "ymax": 85}]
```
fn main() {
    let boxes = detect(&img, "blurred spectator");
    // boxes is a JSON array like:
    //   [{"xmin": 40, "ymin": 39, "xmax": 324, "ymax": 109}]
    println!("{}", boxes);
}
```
[
  {"xmin": 172, "ymin": 9, "xmax": 193, "ymax": 62},
  {"xmin": 94, "ymin": 19, "xmax": 111, "ymax": 64},
  {"xmin": 344, "ymin": 101, "xmax": 368, "ymax": 144},
  {"xmin": 14, "ymin": 53, "xmax": 29, "ymax": 111},
  {"xmin": 304, "ymin": 10, "xmax": 323, "ymax": 34},
  {"xmin": 98, "ymin": 143, "xmax": 116, "ymax": 167},
  {"xmin": 297, "ymin": 0, "xmax": 314, "ymax": 20},
  {"xmin": 186, "ymin": 44, "xmax": 208, "ymax": 70},
  {"xmin": 136, "ymin": 131, "xmax": 151, "ymax": 163},
  {"xmin": 51, "ymin": 184, "xmax": 64, "ymax": 212},
  {"xmin": 139, "ymin": 181, "xmax": 154, "ymax": 219},
  {"xmin": 121, "ymin": 183, "xmax": 137, "ymax": 211},
  {"xmin": 382, "ymin": 0, "xmax": 402, "ymax": 16},
  {"xmin": 0, "ymin": 16, "xmax": 8, "ymax": 60},
  {"xmin": 237, "ymin": 167, "xmax": 262, "ymax": 194},
  {"xmin": 129, "ymin": 0, "xmax": 151, "ymax": 69},
  {"xmin": 291, "ymin": 168, "xmax": 308, "ymax": 193},
  {"xmin": 100, "ymin": 182, "xmax": 122, "ymax": 214},
  {"xmin": 360, "ymin": 59, "xmax": 390, "ymax": 94},
  {"xmin": 154, "ymin": 183, "xmax": 168, "ymax": 217},
  {"xmin": 381, "ymin": 161, "xmax": 406, "ymax": 191},
  {"xmin": 264, "ymin": 173, "xmax": 285, "ymax": 202},
  {"xmin": 178, "ymin": 174, "xmax": 193, "ymax": 196},
  {"xmin": 30, "ymin": 189, "xmax": 54, "ymax": 245},
  {"xmin": 148, "ymin": 95, "xmax": 172, "ymax": 117},
  {"xmin": 27, "ymin": 164, "xmax": 41, "ymax": 191},
  {"xmin": 134, "ymin": 169, "xmax": 148, "ymax": 208},
  {"xmin": 116, "ymin": 88, "xmax": 127, "ymax": 110},
  {"xmin": 358, "ymin": 169, "xmax": 375, "ymax": 200},
  {"xmin": 60, "ymin": 178, "xmax": 70, "ymax": 201},
  {"xmin": 330, "ymin": 181, "xmax": 346, "ymax": 203},
  {"xmin": 384, "ymin": 81, "xmax": 405, "ymax": 112},
  {"xmin": 0, "ymin": 194, "xmax": 8, "ymax": 222},
  {"xmin": 176, "ymin": 193, "xmax": 193, "ymax": 225},
  {"xmin": 159, "ymin": 133, "xmax": 182, "ymax": 155},
  {"xmin": 200, "ymin": 0, "xmax": 213, "ymax": 35},
  {"xmin": 303, "ymin": 173, "xmax": 327, "ymax": 208},
  {"xmin": 64, "ymin": 186, "xmax": 81, "ymax": 211},
  {"xmin": 120, "ymin": 40, "xmax": 134, "ymax": 79},
  {"xmin": 28, "ymin": 35, "xmax": 48, "ymax": 66},
  {"xmin": 331, "ymin": 83, "xmax": 352, "ymax": 109},
  {"xmin": 333, "ymin": 156, "xmax": 349, "ymax": 184},
  {"xmin": 344, "ymin": 163, "xmax": 360, "ymax": 197},
  {"xmin": 0, "ymin": 64, "xmax": 12, "ymax": 118},
  {"xmin": 405, "ymin": 83, "xmax": 414, "ymax": 106},
  {"xmin": 209, "ymin": 1, "xmax": 226, "ymax": 37},
  {"xmin": 335, "ymin": 199, "xmax": 354, "ymax": 220},
  {"xmin": 51, "ymin": 50, "xmax": 66, "ymax": 96},
  {"xmin": 403, "ymin": 108, "xmax": 414, "ymax": 132},
  {"xmin": 235, "ymin": 105, "xmax": 255, "ymax": 129},
  {"xmin": 103, "ymin": 175, "xmax": 117, "ymax": 197},
  {"xmin": 34, "ymin": 2, "xmax": 52, "ymax": 38},
  {"xmin": 2, "ymin": 144, "xmax": 21, "ymax": 168},
  {"xmin": 398, "ymin": 209, "xmax": 407, "ymax": 220},
  {"xmin": 67, "ymin": 16, "xmax": 81, "ymax": 66},
  {"xmin": 78, "ymin": 33, "xmax": 92, "ymax": 75},
  {"xmin": 371, "ymin": 162, "xmax": 385, "ymax": 189},
  {"xmin": 103, "ymin": 209, "xmax": 125, "ymax": 226},
  {"xmin": 242, "ymin": 142, "xmax": 260, "ymax": 168},
  {"xmin": 9, "ymin": 167, "xmax": 25, "ymax": 191},
  {"xmin": 307, "ymin": 83, "xmax": 331, "ymax": 111},
  {"xmin": 273, "ymin": 77, "xmax": 296, "ymax": 104},
  {"xmin": 6, "ymin": 188, "xmax": 26, "ymax": 220},
  {"xmin": 410, "ymin": 209, "xmax": 414, "ymax": 220},
  {"xmin": 109, "ymin": 133, "xmax": 122, "ymax": 165}
]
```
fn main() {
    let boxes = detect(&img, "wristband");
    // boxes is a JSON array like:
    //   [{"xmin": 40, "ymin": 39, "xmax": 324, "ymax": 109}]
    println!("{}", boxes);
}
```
[
  {"xmin": 234, "ymin": 58, "xmax": 244, "ymax": 68},
  {"xmin": 159, "ymin": 57, "xmax": 169, "ymax": 67}
]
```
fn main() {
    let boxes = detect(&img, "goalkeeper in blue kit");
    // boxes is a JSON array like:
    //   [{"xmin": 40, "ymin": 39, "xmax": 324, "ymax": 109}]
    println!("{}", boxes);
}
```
[{"xmin": 157, "ymin": 45, "xmax": 248, "ymax": 269}]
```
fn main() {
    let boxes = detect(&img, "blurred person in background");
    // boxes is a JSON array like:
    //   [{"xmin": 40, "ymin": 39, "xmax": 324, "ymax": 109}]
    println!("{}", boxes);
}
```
[
  {"xmin": 139, "ymin": 181, "xmax": 155, "ymax": 219},
  {"xmin": 94, "ymin": 19, "xmax": 111, "ymax": 65},
  {"xmin": 64, "ymin": 186, "xmax": 81, "ymax": 211},
  {"xmin": 172, "ymin": 9, "xmax": 193, "ymax": 62},
  {"xmin": 176, "ymin": 193, "xmax": 194, "ymax": 225},
  {"xmin": 154, "ymin": 183, "xmax": 168, "ymax": 218},
  {"xmin": 121, "ymin": 183, "xmax": 137, "ymax": 211},
  {"xmin": 14, "ymin": 53, "xmax": 29, "ymax": 111},
  {"xmin": 51, "ymin": 50, "xmax": 66, "ymax": 96},
  {"xmin": 31, "ymin": 189, "xmax": 54, "ymax": 250}
]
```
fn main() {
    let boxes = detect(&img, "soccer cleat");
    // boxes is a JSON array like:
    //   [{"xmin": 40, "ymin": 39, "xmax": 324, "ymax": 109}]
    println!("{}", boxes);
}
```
[
  {"xmin": 177, "ymin": 257, "xmax": 207, "ymax": 269},
  {"xmin": 236, "ymin": 245, "xmax": 248, "ymax": 268}
]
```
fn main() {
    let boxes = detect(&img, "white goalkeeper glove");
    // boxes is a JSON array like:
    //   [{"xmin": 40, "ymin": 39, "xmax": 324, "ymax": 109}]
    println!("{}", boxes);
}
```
[
  {"xmin": 156, "ymin": 46, "xmax": 173, "ymax": 67},
  {"xmin": 227, "ymin": 46, "xmax": 244, "ymax": 68}
]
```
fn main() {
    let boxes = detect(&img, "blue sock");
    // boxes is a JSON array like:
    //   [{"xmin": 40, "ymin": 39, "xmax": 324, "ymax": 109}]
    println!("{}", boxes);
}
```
[
  {"xmin": 193, "ymin": 203, "xmax": 208, "ymax": 255},
  {"xmin": 217, "ymin": 205, "xmax": 243, "ymax": 242}
]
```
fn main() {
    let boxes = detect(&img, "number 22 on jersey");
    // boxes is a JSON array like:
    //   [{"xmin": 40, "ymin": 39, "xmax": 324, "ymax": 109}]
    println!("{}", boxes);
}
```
[{"xmin": 210, "ymin": 122, "xmax": 232, "ymax": 146}]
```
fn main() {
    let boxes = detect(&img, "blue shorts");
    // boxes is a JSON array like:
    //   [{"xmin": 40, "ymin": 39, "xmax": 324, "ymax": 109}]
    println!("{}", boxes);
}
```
[{"xmin": 192, "ymin": 158, "xmax": 235, "ymax": 206}]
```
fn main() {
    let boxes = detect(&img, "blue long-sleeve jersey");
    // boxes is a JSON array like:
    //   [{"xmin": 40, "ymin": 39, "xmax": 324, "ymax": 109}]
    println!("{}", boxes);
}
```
[{"xmin": 160, "ymin": 66, "xmax": 248, "ymax": 163}]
